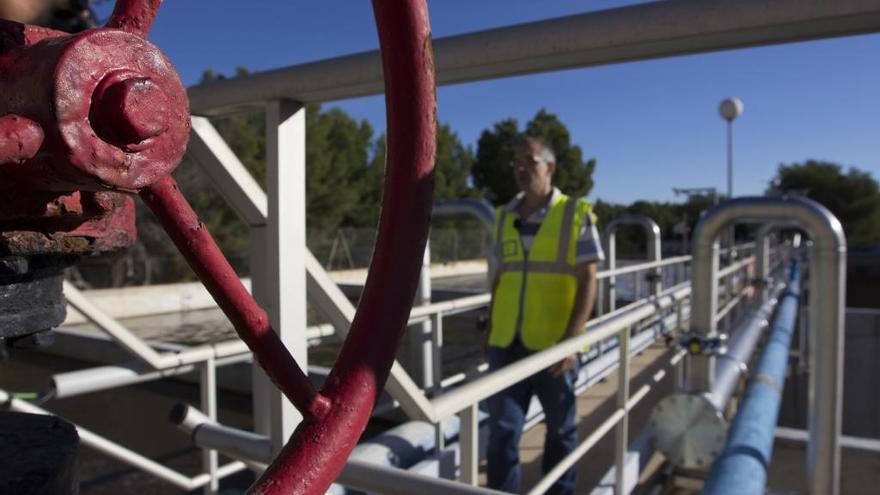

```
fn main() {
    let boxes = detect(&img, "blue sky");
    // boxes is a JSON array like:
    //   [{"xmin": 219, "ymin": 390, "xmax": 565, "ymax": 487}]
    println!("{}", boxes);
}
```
[{"xmin": 99, "ymin": 1, "xmax": 880, "ymax": 204}]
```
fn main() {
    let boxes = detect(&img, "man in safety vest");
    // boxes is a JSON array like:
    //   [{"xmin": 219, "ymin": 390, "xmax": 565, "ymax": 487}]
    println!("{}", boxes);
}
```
[{"xmin": 486, "ymin": 136, "xmax": 603, "ymax": 495}]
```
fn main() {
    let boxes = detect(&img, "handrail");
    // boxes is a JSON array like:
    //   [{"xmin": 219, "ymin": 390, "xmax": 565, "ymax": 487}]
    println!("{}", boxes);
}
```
[
  {"xmin": 187, "ymin": 1, "xmax": 880, "ymax": 115},
  {"xmin": 430, "ymin": 284, "xmax": 691, "ymax": 419},
  {"xmin": 528, "ymin": 349, "xmax": 687, "ymax": 495},
  {"xmin": 688, "ymin": 196, "xmax": 846, "ymax": 495},
  {"xmin": 597, "ymin": 255, "xmax": 690, "ymax": 280},
  {"xmin": 605, "ymin": 214, "xmax": 663, "ymax": 312},
  {"xmin": 717, "ymin": 255, "xmax": 755, "ymax": 279}
]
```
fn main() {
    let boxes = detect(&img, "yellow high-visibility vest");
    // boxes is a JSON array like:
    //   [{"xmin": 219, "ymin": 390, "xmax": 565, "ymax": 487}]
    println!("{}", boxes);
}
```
[{"xmin": 489, "ymin": 193, "xmax": 595, "ymax": 350}]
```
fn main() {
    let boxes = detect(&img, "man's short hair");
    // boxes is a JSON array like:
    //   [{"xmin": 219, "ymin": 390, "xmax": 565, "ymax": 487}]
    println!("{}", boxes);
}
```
[{"xmin": 516, "ymin": 136, "xmax": 556, "ymax": 165}]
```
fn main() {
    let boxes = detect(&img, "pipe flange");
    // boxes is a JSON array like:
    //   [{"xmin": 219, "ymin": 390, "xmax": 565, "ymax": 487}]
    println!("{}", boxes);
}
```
[{"xmin": 650, "ymin": 393, "xmax": 727, "ymax": 470}]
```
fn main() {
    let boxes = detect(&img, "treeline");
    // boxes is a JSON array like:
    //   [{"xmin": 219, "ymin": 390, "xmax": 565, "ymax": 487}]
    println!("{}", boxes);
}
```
[
  {"xmin": 88, "ymin": 69, "xmax": 880, "ymax": 286},
  {"xmin": 593, "ymin": 160, "xmax": 880, "ymax": 257}
]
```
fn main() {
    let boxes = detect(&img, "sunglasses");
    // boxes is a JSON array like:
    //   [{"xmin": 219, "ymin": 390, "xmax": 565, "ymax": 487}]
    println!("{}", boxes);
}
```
[{"xmin": 508, "ymin": 154, "xmax": 545, "ymax": 169}]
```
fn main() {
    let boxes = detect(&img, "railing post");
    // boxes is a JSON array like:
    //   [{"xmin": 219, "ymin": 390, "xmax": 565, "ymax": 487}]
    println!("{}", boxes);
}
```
[
  {"xmin": 250, "ymin": 99, "xmax": 308, "ymax": 453},
  {"xmin": 200, "ymin": 357, "xmax": 218, "ymax": 494},
  {"xmin": 409, "ymin": 242, "xmax": 435, "ymax": 389},
  {"xmin": 633, "ymin": 272, "xmax": 641, "ymax": 301},
  {"xmin": 460, "ymin": 403, "xmax": 479, "ymax": 486},
  {"xmin": 430, "ymin": 312, "xmax": 444, "ymax": 396},
  {"xmin": 608, "ymin": 229, "xmax": 618, "ymax": 312},
  {"xmin": 756, "ymin": 223, "xmax": 775, "ymax": 303},
  {"xmin": 605, "ymin": 215, "xmax": 662, "ymax": 310},
  {"xmin": 614, "ymin": 326, "xmax": 631, "ymax": 495}
]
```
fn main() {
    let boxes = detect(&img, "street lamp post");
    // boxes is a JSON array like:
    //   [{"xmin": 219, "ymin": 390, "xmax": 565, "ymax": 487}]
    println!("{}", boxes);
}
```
[
  {"xmin": 719, "ymin": 97, "xmax": 743, "ymax": 199},
  {"xmin": 718, "ymin": 97, "xmax": 743, "ymax": 332}
]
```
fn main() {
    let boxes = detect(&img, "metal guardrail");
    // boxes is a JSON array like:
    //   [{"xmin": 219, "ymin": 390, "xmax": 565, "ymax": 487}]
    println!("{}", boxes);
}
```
[
  {"xmin": 673, "ymin": 196, "xmax": 847, "ymax": 495},
  {"xmin": 5, "ymin": 242, "xmax": 755, "ymax": 494}
]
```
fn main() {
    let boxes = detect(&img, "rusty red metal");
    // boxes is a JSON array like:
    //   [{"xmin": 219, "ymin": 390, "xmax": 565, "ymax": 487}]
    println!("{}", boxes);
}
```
[
  {"xmin": 1, "ymin": 0, "xmax": 436, "ymax": 493},
  {"xmin": 140, "ymin": 175, "xmax": 331, "ymax": 421},
  {"xmin": 0, "ymin": 192, "xmax": 136, "ymax": 256},
  {"xmin": 105, "ymin": 0, "xmax": 163, "ymax": 38},
  {"xmin": 0, "ymin": 20, "xmax": 189, "ymax": 192},
  {"xmin": 0, "ymin": 0, "xmax": 183, "ymax": 256},
  {"xmin": 248, "ymin": 1, "xmax": 437, "ymax": 493}
]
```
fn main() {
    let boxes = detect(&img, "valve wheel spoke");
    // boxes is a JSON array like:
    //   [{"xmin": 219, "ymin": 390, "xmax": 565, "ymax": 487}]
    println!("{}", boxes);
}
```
[
  {"xmin": 140, "ymin": 175, "xmax": 331, "ymax": 421},
  {"xmin": 105, "ymin": 0, "xmax": 163, "ymax": 37}
]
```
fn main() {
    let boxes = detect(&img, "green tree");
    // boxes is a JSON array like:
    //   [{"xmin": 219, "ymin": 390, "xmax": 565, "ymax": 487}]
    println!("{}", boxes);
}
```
[
  {"xmin": 525, "ymin": 109, "xmax": 595, "ymax": 199},
  {"xmin": 305, "ymin": 105, "xmax": 374, "ymax": 231},
  {"xmin": 472, "ymin": 109, "xmax": 596, "ymax": 205},
  {"xmin": 473, "ymin": 118, "xmax": 520, "ymax": 205},
  {"xmin": 770, "ymin": 160, "xmax": 880, "ymax": 247},
  {"xmin": 350, "ymin": 123, "xmax": 477, "ymax": 227},
  {"xmin": 434, "ymin": 123, "xmax": 477, "ymax": 200}
]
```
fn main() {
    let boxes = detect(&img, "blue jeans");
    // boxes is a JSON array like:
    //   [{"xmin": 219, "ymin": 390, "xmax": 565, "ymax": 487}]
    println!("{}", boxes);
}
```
[{"xmin": 486, "ymin": 342, "xmax": 578, "ymax": 495}]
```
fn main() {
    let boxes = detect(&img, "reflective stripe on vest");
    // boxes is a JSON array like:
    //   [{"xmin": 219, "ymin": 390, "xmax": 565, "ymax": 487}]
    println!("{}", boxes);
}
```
[{"xmin": 489, "ymin": 194, "xmax": 593, "ymax": 350}]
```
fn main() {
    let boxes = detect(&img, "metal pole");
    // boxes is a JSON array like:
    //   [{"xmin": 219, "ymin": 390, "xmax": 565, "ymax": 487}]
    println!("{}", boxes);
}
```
[
  {"xmin": 605, "ymin": 215, "xmax": 662, "ymax": 311},
  {"xmin": 460, "ymin": 403, "xmax": 479, "ymax": 486},
  {"xmin": 614, "ymin": 326, "xmax": 631, "ymax": 495},
  {"xmin": 200, "ymin": 357, "xmax": 219, "ymax": 494},
  {"xmin": 755, "ymin": 223, "xmax": 776, "ymax": 303},
  {"xmin": 703, "ymin": 262, "xmax": 801, "ymax": 494},
  {"xmin": 430, "ymin": 312, "xmax": 444, "ymax": 396},
  {"xmin": 608, "ymin": 225, "xmax": 618, "ymax": 312},
  {"xmin": 252, "ymin": 99, "xmax": 309, "ymax": 452},
  {"xmin": 727, "ymin": 119, "xmax": 733, "ymax": 200}
]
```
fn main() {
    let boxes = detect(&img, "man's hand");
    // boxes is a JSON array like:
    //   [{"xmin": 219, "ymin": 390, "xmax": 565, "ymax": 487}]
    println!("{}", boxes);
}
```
[{"xmin": 548, "ymin": 354, "xmax": 577, "ymax": 378}]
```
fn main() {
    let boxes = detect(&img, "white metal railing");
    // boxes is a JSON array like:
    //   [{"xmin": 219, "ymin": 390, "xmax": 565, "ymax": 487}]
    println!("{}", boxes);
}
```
[
  {"xmin": 165, "ymin": 259, "xmax": 762, "ymax": 494},
  {"xmin": 5, "ymin": 248, "xmax": 759, "ymax": 493}
]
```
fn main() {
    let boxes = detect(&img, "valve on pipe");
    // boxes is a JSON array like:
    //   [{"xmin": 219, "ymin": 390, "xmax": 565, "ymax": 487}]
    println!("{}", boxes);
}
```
[
  {"xmin": 1, "ymin": 1, "xmax": 436, "ymax": 494},
  {"xmin": 0, "ymin": 4, "xmax": 179, "ymax": 351}
]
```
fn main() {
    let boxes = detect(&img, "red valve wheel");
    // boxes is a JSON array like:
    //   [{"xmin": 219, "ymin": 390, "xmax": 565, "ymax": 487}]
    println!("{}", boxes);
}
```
[{"xmin": 143, "ymin": 2, "xmax": 436, "ymax": 493}]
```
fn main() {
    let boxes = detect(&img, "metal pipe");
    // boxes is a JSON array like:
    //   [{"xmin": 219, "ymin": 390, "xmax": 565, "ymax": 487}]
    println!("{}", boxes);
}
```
[
  {"xmin": 187, "ymin": 1, "xmax": 880, "ymax": 115},
  {"xmin": 51, "ymin": 353, "xmax": 250, "ymax": 399},
  {"xmin": 172, "ymin": 407, "xmax": 503, "ymax": 495},
  {"xmin": 707, "ymin": 283, "xmax": 785, "ymax": 412},
  {"xmin": 433, "ymin": 199, "xmax": 497, "ymax": 284},
  {"xmin": 432, "ymin": 199, "xmax": 496, "ymax": 233},
  {"xmin": 597, "ymin": 255, "xmax": 690, "ymax": 280},
  {"xmin": 704, "ymin": 262, "xmax": 802, "ymax": 494},
  {"xmin": 713, "ymin": 283, "xmax": 754, "ymax": 324},
  {"xmin": 775, "ymin": 427, "xmax": 880, "ymax": 454},
  {"xmin": 716, "ymin": 255, "xmax": 755, "ymax": 280},
  {"xmin": 62, "ymin": 280, "xmax": 169, "ymax": 370},
  {"xmin": 171, "ymin": 404, "xmax": 274, "ymax": 464},
  {"xmin": 688, "ymin": 196, "xmax": 845, "ymax": 495},
  {"xmin": 605, "ymin": 215, "xmax": 662, "ymax": 311},
  {"xmin": 755, "ymin": 223, "xmax": 778, "ymax": 302}
]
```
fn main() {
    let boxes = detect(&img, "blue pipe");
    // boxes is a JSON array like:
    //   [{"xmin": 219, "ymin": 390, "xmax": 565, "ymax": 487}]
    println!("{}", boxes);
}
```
[{"xmin": 703, "ymin": 260, "xmax": 801, "ymax": 495}]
